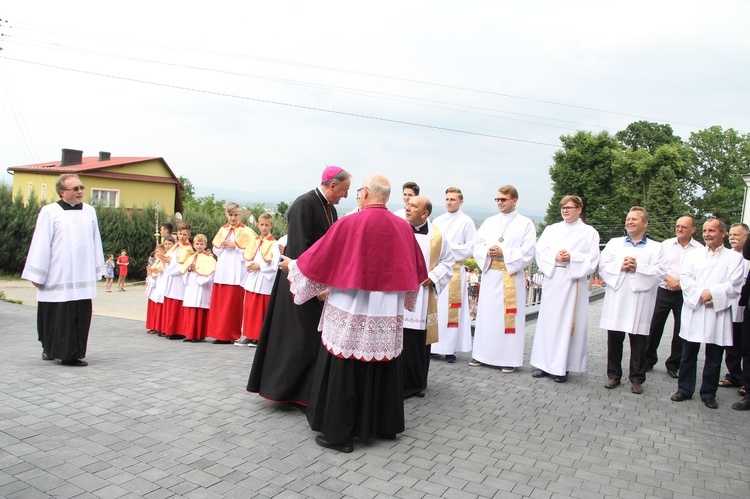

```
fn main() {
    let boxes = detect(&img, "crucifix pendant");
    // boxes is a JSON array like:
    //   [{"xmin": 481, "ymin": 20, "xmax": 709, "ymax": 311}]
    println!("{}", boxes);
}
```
[{"xmin": 498, "ymin": 237, "xmax": 504, "ymax": 242}]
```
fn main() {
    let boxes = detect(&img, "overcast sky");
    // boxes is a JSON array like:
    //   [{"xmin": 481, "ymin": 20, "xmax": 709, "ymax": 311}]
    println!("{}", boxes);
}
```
[{"xmin": 1, "ymin": 1, "xmax": 748, "ymax": 216}]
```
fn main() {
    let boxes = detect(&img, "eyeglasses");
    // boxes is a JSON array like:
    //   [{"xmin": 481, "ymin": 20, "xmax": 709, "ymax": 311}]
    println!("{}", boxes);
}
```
[
  {"xmin": 561, "ymin": 206, "xmax": 578, "ymax": 211},
  {"xmin": 494, "ymin": 197, "xmax": 510, "ymax": 202},
  {"xmin": 675, "ymin": 225, "xmax": 691, "ymax": 230},
  {"xmin": 62, "ymin": 185, "xmax": 85, "ymax": 192}
]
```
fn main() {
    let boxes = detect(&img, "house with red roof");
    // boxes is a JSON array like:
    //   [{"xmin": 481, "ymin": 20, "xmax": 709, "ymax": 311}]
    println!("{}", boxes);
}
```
[{"xmin": 6, "ymin": 148, "xmax": 184, "ymax": 215}]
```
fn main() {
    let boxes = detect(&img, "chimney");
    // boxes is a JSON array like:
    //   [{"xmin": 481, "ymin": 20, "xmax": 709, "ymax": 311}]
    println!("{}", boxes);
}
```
[
  {"xmin": 61, "ymin": 148, "xmax": 83, "ymax": 167},
  {"xmin": 98, "ymin": 151, "xmax": 111, "ymax": 161}
]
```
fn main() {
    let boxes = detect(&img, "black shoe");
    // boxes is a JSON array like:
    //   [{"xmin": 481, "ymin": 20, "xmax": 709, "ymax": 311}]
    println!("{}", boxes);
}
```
[
  {"xmin": 168, "ymin": 334, "xmax": 185, "ymax": 340},
  {"xmin": 667, "ymin": 370, "xmax": 678, "ymax": 379},
  {"xmin": 315, "ymin": 435, "xmax": 353, "ymax": 453},
  {"xmin": 731, "ymin": 398, "xmax": 750, "ymax": 411},
  {"xmin": 446, "ymin": 355, "xmax": 457, "ymax": 363},
  {"xmin": 377, "ymin": 433, "xmax": 397, "ymax": 440},
  {"xmin": 532, "ymin": 369, "xmax": 549, "ymax": 378},
  {"xmin": 60, "ymin": 359, "xmax": 88, "ymax": 367},
  {"xmin": 212, "ymin": 340, "xmax": 233, "ymax": 344},
  {"xmin": 157, "ymin": 333, "xmax": 166, "ymax": 337},
  {"xmin": 42, "ymin": 351, "xmax": 52, "ymax": 361},
  {"xmin": 670, "ymin": 391, "xmax": 690, "ymax": 402},
  {"xmin": 702, "ymin": 398, "xmax": 718, "ymax": 409},
  {"xmin": 553, "ymin": 375, "xmax": 568, "ymax": 383}
]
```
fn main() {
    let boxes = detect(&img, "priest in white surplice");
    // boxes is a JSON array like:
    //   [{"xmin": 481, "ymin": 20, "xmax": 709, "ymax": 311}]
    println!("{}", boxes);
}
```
[
  {"xmin": 599, "ymin": 206, "xmax": 667, "ymax": 395},
  {"xmin": 470, "ymin": 185, "xmax": 536, "ymax": 372},
  {"xmin": 22, "ymin": 174, "xmax": 105, "ymax": 366},
  {"xmin": 530, "ymin": 195, "xmax": 600, "ymax": 383},
  {"xmin": 432, "ymin": 187, "xmax": 477, "ymax": 364},
  {"xmin": 403, "ymin": 195, "xmax": 454, "ymax": 397},
  {"xmin": 670, "ymin": 219, "xmax": 745, "ymax": 409}
]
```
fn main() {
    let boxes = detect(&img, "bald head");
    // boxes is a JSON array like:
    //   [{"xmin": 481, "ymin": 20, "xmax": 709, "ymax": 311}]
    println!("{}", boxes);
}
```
[
  {"xmin": 405, "ymin": 195, "xmax": 432, "ymax": 227},
  {"xmin": 675, "ymin": 216, "xmax": 696, "ymax": 245},
  {"xmin": 360, "ymin": 175, "xmax": 391, "ymax": 205}
]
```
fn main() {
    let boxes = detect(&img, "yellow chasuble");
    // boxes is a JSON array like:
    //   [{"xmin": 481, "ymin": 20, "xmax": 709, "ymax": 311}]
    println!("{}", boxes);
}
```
[
  {"xmin": 212, "ymin": 223, "xmax": 256, "ymax": 250},
  {"xmin": 180, "ymin": 252, "xmax": 217, "ymax": 276},
  {"xmin": 488, "ymin": 259, "xmax": 517, "ymax": 334},
  {"xmin": 242, "ymin": 234, "xmax": 277, "ymax": 263},
  {"xmin": 426, "ymin": 224, "xmax": 443, "ymax": 344}
]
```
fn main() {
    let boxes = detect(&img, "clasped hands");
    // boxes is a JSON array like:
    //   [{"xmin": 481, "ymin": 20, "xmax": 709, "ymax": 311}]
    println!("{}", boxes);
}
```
[
  {"xmin": 621, "ymin": 256, "xmax": 638, "ymax": 272},
  {"xmin": 487, "ymin": 245, "xmax": 503, "ymax": 259}
]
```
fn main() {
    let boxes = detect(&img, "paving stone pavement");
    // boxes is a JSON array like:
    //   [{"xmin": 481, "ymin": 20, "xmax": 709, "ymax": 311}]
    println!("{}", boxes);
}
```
[{"xmin": 2, "ymin": 297, "xmax": 750, "ymax": 499}]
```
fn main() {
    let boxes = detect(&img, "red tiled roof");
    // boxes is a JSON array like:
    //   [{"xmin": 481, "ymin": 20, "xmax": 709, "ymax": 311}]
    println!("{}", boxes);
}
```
[
  {"xmin": 7, "ymin": 156, "xmax": 184, "ymax": 212},
  {"xmin": 7, "ymin": 156, "xmax": 163, "ymax": 173}
]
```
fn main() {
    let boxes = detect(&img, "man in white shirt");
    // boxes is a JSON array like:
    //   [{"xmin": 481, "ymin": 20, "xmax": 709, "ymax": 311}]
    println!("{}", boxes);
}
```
[
  {"xmin": 599, "ymin": 206, "xmax": 667, "ymax": 394},
  {"xmin": 432, "ymin": 187, "xmax": 477, "ymax": 363},
  {"xmin": 392, "ymin": 181, "xmax": 419, "ymax": 219},
  {"xmin": 470, "ymin": 185, "xmax": 536, "ymax": 372},
  {"xmin": 720, "ymin": 223, "xmax": 750, "ymax": 388},
  {"xmin": 670, "ymin": 219, "xmax": 745, "ymax": 409},
  {"xmin": 645, "ymin": 217, "xmax": 702, "ymax": 378}
]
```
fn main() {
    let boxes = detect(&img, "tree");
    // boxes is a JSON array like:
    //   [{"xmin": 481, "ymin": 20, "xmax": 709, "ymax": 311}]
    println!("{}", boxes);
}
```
[
  {"xmin": 688, "ymin": 126, "xmax": 750, "ymax": 224},
  {"xmin": 0, "ymin": 184, "xmax": 41, "ymax": 275},
  {"xmin": 276, "ymin": 201, "xmax": 289, "ymax": 220},
  {"xmin": 615, "ymin": 121, "xmax": 682, "ymax": 153},
  {"xmin": 183, "ymin": 193, "xmax": 227, "ymax": 219},
  {"xmin": 643, "ymin": 164, "xmax": 690, "ymax": 241},
  {"xmin": 178, "ymin": 175, "xmax": 195, "ymax": 201},
  {"xmin": 545, "ymin": 130, "xmax": 624, "ymax": 242}
]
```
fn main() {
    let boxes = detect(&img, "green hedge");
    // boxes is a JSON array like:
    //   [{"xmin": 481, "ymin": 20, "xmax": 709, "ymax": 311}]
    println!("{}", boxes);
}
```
[{"xmin": 0, "ymin": 184, "xmax": 286, "ymax": 281}]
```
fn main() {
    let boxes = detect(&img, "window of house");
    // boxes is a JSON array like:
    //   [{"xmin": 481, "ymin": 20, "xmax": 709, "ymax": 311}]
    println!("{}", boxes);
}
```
[{"xmin": 91, "ymin": 188, "xmax": 119, "ymax": 208}]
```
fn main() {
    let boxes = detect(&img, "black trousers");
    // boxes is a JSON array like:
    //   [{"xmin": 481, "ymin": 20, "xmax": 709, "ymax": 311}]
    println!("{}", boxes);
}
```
[
  {"xmin": 677, "ymin": 341, "xmax": 724, "ymax": 400},
  {"xmin": 723, "ymin": 321, "xmax": 744, "ymax": 385},
  {"xmin": 608, "ymin": 330, "xmax": 648, "ymax": 384},
  {"xmin": 403, "ymin": 328, "xmax": 431, "ymax": 397},
  {"xmin": 742, "ymin": 308, "xmax": 750, "ymax": 394},
  {"xmin": 645, "ymin": 287, "xmax": 684, "ymax": 372}
]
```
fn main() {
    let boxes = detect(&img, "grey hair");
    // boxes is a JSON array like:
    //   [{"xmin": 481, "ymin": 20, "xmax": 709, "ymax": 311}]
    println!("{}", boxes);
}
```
[
  {"xmin": 363, "ymin": 175, "xmax": 391, "ymax": 202},
  {"xmin": 321, "ymin": 168, "xmax": 351, "ymax": 186},
  {"xmin": 56, "ymin": 174, "xmax": 80, "ymax": 196},
  {"xmin": 731, "ymin": 222, "xmax": 750, "ymax": 236}
]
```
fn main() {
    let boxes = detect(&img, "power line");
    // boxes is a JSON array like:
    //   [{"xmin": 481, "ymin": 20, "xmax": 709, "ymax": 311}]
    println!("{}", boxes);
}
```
[
  {"xmin": 2, "ymin": 36, "xmax": 612, "ymax": 133},
  {"xmin": 0, "ymin": 55, "xmax": 562, "ymax": 148},
  {"xmin": 7, "ymin": 20, "xmax": 702, "ymax": 128}
]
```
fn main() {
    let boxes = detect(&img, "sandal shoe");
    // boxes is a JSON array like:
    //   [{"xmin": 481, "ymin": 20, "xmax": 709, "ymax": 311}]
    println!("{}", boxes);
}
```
[{"xmin": 719, "ymin": 378, "xmax": 739, "ymax": 388}]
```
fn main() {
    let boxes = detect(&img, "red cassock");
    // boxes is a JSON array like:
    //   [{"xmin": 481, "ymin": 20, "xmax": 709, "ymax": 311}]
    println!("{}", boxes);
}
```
[
  {"xmin": 146, "ymin": 300, "xmax": 162, "ymax": 332},
  {"xmin": 206, "ymin": 284, "xmax": 245, "ymax": 341},
  {"xmin": 242, "ymin": 291, "xmax": 271, "ymax": 341},
  {"xmin": 181, "ymin": 307, "xmax": 210, "ymax": 341}
]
